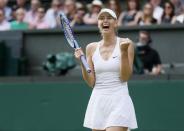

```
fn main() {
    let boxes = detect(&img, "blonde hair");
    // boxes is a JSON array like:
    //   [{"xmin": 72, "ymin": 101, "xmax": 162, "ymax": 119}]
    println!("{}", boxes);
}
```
[{"xmin": 16, "ymin": 8, "xmax": 26, "ymax": 15}]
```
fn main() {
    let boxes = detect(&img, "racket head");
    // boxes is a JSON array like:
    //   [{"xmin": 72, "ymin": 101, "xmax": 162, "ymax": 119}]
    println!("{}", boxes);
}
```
[{"xmin": 60, "ymin": 13, "xmax": 76, "ymax": 48}]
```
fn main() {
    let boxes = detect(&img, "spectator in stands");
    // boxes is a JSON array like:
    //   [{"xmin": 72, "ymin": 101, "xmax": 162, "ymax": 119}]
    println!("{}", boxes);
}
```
[
  {"xmin": 10, "ymin": 5, "xmax": 18, "ymax": 21},
  {"xmin": 0, "ymin": 9, "xmax": 10, "ymax": 30},
  {"xmin": 160, "ymin": 1, "xmax": 176, "ymax": 24},
  {"xmin": 173, "ymin": 9, "xmax": 184, "ymax": 23},
  {"xmin": 70, "ymin": 2, "xmax": 86, "ymax": 27},
  {"xmin": 45, "ymin": 0, "xmax": 64, "ymax": 28},
  {"xmin": 10, "ymin": 8, "xmax": 29, "ymax": 30},
  {"xmin": 11, "ymin": 0, "xmax": 28, "ymax": 22},
  {"xmin": 25, "ymin": 0, "xmax": 41, "ymax": 25},
  {"xmin": 135, "ymin": 31, "xmax": 162, "ymax": 75},
  {"xmin": 14, "ymin": 0, "xmax": 29, "ymax": 11},
  {"xmin": 64, "ymin": 0, "xmax": 76, "ymax": 21},
  {"xmin": 170, "ymin": 0, "xmax": 184, "ymax": 15},
  {"xmin": 172, "ymin": 0, "xmax": 184, "ymax": 24},
  {"xmin": 0, "ymin": 0, "xmax": 12, "ymax": 21},
  {"xmin": 149, "ymin": 0, "xmax": 163, "ymax": 22},
  {"xmin": 107, "ymin": 0, "xmax": 122, "ymax": 18},
  {"xmin": 118, "ymin": 0, "xmax": 141, "ymax": 26},
  {"xmin": 136, "ymin": 3, "xmax": 157, "ymax": 26},
  {"xmin": 83, "ymin": 0, "xmax": 103, "ymax": 25},
  {"xmin": 30, "ymin": 6, "xmax": 49, "ymax": 29}
]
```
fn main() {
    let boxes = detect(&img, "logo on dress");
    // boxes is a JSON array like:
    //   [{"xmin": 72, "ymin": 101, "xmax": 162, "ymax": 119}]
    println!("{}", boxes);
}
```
[{"xmin": 112, "ymin": 56, "xmax": 118, "ymax": 59}]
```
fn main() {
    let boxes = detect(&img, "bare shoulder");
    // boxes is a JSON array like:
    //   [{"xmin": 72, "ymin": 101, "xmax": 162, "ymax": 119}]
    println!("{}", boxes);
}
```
[
  {"xmin": 86, "ymin": 42, "xmax": 99, "ymax": 56},
  {"xmin": 137, "ymin": 11, "xmax": 143, "ymax": 16},
  {"xmin": 134, "ymin": 11, "xmax": 143, "ymax": 18}
]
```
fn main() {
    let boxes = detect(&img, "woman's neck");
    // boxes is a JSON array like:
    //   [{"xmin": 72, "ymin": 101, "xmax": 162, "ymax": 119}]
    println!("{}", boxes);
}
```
[
  {"xmin": 165, "ymin": 13, "xmax": 171, "ymax": 17},
  {"xmin": 129, "ymin": 9, "xmax": 136, "ymax": 13},
  {"xmin": 102, "ymin": 33, "xmax": 117, "ymax": 46},
  {"xmin": 143, "ymin": 15, "xmax": 152, "ymax": 20}
]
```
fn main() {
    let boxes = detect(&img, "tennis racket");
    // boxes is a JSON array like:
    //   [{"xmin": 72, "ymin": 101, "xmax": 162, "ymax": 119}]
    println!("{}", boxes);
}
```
[{"xmin": 59, "ymin": 12, "xmax": 91, "ymax": 73}]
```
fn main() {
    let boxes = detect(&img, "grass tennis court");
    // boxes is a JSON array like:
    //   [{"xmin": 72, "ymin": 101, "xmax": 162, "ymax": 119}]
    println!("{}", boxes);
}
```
[{"xmin": 0, "ymin": 78, "xmax": 183, "ymax": 131}]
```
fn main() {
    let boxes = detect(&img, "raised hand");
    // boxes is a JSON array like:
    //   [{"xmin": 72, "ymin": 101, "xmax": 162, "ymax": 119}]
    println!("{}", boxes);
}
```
[{"xmin": 120, "ymin": 38, "xmax": 132, "ymax": 52}]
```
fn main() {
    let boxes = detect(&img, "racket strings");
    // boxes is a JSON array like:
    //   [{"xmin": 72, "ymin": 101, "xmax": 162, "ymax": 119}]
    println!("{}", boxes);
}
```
[{"xmin": 62, "ymin": 19, "xmax": 75, "ymax": 47}]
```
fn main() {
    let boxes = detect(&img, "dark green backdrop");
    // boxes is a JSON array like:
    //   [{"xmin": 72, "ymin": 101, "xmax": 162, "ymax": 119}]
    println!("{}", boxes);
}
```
[
  {"xmin": 0, "ymin": 79, "xmax": 183, "ymax": 131},
  {"xmin": 1, "ymin": 25, "xmax": 184, "ymax": 76}
]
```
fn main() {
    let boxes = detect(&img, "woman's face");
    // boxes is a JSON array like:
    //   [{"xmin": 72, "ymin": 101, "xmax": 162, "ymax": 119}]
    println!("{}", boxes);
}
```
[
  {"xmin": 164, "ymin": 3, "xmax": 173, "ymax": 15},
  {"xmin": 16, "ymin": 9, "xmax": 25, "ymax": 21},
  {"xmin": 37, "ymin": 8, "xmax": 45, "ymax": 19},
  {"xmin": 98, "ymin": 12, "xmax": 117, "ymax": 34},
  {"xmin": 109, "ymin": 0, "xmax": 117, "ymax": 11},
  {"xmin": 143, "ymin": 4, "xmax": 153, "ymax": 16},
  {"xmin": 128, "ymin": 0, "xmax": 137, "ymax": 10}
]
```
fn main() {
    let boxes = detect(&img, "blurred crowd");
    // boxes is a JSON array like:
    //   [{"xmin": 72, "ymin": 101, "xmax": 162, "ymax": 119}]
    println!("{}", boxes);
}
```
[{"xmin": 0, "ymin": 0, "xmax": 184, "ymax": 31}]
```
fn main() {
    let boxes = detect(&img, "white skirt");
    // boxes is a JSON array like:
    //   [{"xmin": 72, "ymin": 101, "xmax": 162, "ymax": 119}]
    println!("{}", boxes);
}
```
[{"xmin": 83, "ymin": 86, "xmax": 138, "ymax": 130}]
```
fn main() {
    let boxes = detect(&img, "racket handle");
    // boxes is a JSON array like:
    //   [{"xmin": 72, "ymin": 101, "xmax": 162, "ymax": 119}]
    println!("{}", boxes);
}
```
[{"xmin": 80, "ymin": 55, "xmax": 91, "ymax": 73}]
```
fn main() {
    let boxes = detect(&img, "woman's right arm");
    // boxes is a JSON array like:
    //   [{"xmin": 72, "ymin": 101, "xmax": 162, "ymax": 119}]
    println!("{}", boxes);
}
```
[
  {"xmin": 130, "ymin": 11, "xmax": 142, "ymax": 25},
  {"xmin": 127, "ymin": 11, "xmax": 142, "ymax": 26},
  {"xmin": 75, "ymin": 43, "xmax": 96, "ymax": 88}
]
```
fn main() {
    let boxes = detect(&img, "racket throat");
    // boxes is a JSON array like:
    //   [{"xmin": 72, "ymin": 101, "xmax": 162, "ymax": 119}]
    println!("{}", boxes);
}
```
[{"xmin": 74, "ymin": 40, "xmax": 80, "ymax": 48}]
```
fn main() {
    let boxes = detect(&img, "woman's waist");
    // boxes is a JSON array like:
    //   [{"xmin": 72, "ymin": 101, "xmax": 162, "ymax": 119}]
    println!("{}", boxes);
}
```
[
  {"xmin": 95, "ymin": 74, "xmax": 127, "ymax": 87},
  {"xmin": 93, "ymin": 84, "xmax": 129, "ymax": 95},
  {"xmin": 95, "ymin": 79, "xmax": 127, "ymax": 87}
]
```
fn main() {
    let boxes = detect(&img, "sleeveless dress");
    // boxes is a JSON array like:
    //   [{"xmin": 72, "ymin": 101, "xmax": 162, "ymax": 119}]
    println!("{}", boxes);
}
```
[
  {"xmin": 122, "ymin": 11, "xmax": 137, "ymax": 25},
  {"xmin": 83, "ymin": 37, "xmax": 138, "ymax": 130}
]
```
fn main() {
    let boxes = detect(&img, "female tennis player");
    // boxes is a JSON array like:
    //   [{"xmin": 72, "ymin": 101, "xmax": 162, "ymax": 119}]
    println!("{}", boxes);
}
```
[{"xmin": 74, "ymin": 8, "xmax": 138, "ymax": 131}]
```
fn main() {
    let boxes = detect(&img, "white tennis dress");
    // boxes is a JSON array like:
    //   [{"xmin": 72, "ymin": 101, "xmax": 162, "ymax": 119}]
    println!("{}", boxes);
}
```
[{"xmin": 83, "ymin": 37, "xmax": 138, "ymax": 130}]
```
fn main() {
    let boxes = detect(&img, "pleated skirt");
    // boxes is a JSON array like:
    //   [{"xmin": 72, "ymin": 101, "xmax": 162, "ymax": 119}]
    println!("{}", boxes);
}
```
[{"xmin": 83, "ymin": 86, "xmax": 138, "ymax": 130}]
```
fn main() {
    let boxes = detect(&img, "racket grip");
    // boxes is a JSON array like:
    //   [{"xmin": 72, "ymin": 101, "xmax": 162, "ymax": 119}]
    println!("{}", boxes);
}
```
[{"xmin": 80, "ymin": 55, "xmax": 91, "ymax": 73}]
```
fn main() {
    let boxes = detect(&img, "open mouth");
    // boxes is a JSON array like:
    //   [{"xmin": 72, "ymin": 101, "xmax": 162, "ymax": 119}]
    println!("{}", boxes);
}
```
[{"xmin": 102, "ymin": 25, "xmax": 110, "ymax": 29}]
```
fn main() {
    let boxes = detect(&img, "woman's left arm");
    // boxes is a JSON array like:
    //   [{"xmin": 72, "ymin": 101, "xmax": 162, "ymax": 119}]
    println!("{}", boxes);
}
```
[{"xmin": 120, "ymin": 38, "xmax": 134, "ymax": 81}]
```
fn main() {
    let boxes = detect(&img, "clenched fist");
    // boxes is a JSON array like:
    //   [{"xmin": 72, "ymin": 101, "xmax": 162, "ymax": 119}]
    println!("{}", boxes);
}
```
[{"xmin": 120, "ymin": 38, "xmax": 132, "ymax": 52}]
